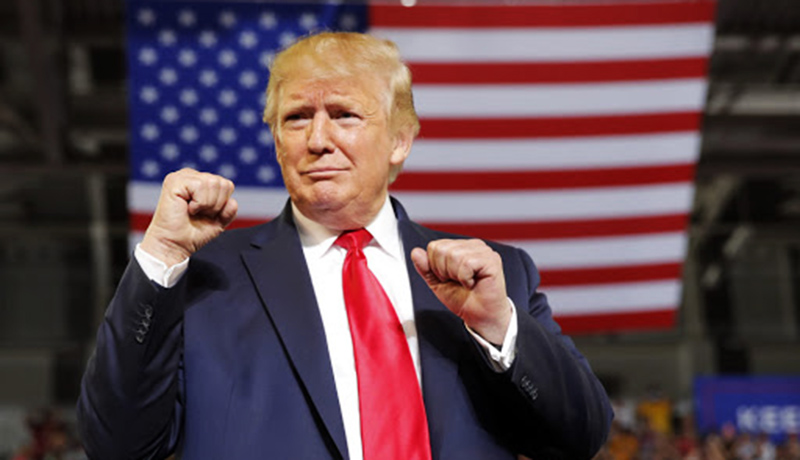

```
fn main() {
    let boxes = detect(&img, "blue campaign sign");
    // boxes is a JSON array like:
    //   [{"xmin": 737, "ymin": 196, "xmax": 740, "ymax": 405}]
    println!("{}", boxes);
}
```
[{"xmin": 694, "ymin": 376, "xmax": 800, "ymax": 442}]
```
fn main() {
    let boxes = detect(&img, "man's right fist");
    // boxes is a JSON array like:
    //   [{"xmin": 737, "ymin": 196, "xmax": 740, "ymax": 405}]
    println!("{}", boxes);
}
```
[{"xmin": 140, "ymin": 168, "xmax": 238, "ymax": 266}]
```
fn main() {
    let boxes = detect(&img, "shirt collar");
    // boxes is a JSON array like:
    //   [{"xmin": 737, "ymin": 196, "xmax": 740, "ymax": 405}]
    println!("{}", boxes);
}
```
[{"xmin": 292, "ymin": 197, "xmax": 402, "ymax": 261}]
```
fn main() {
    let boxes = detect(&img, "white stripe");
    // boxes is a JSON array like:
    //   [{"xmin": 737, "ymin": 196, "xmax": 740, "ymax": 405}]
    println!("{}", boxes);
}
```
[
  {"xmin": 544, "ymin": 280, "xmax": 681, "ymax": 315},
  {"xmin": 405, "ymin": 133, "xmax": 701, "ymax": 171},
  {"xmin": 132, "ymin": 183, "xmax": 694, "ymax": 222},
  {"xmin": 413, "ymin": 80, "xmax": 706, "ymax": 117},
  {"xmin": 129, "ymin": 232, "xmax": 144, "ymax": 253},
  {"xmin": 392, "ymin": 183, "xmax": 694, "ymax": 222},
  {"xmin": 509, "ymin": 232, "xmax": 687, "ymax": 269},
  {"xmin": 129, "ymin": 182, "xmax": 289, "ymax": 216},
  {"xmin": 371, "ymin": 25, "xmax": 714, "ymax": 62}
]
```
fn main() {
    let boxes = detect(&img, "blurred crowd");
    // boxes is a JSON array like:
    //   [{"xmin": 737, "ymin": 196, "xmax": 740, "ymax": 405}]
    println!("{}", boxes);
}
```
[
  {"xmin": 2, "ymin": 409, "xmax": 85, "ymax": 460},
  {"xmin": 2, "ymin": 399, "xmax": 799, "ymax": 460},
  {"xmin": 593, "ymin": 391, "xmax": 800, "ymax": 460}
]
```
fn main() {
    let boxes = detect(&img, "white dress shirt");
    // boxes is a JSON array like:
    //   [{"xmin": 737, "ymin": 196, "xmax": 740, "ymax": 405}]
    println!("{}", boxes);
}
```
[{"xmin": 134, "ymin": 197, "xmax": 518, "ymax": 460}]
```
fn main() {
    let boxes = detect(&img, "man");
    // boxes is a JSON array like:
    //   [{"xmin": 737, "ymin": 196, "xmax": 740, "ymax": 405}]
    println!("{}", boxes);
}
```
[{"xmin": 78, "ymin": 32, "xmax": 611, "ymax": 460}]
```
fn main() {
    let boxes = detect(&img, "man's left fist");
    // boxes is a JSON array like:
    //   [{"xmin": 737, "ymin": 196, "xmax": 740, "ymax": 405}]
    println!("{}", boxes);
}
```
[{"xmin": 411, "ymin": 239, "xmax": 512, "ymax": 345}]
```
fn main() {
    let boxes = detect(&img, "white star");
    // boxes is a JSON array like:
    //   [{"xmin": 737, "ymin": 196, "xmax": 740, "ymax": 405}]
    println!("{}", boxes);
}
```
[
  {"xmin": 218, "ymin": 163, "xmax": 237, "ymax": 179},
  {"xmin": 199, "ymin": 30, "xmax": 217, "ymax": 48},
  {"xmin": 238, "ymin": 109, "xmax": 257, "ymax": 126},
  {"xmin": 137, "ymin": 8, "xmax": 156, "ymax": 27},
  {"xmin": 199, "ymin": 69, "xmax": 218, "ymax": 87},
  {"xmin": 218, "ymin": 49, "xmax": 237, "ymax": 68},
  {"xmin": 178, "ymin": 9, "xmax": 196, "ymax": 27},
  {"xmin": 161, "ymin": 143, "xmax": 180, "ymax": 161},
  {"xmin": 178, "ymin": 49, "xmax": 197, "ymax": 67},
  {"xmin": 279, "ymin": 32, "xmax": 297, "ymax": 48},
  {"xmin": 141, "ymin": 160, "xmax": 160, "ymax": 177},
  {"xmin": 239, "ymin": 70, "xmax": 259, "ymax": 89},
  {"xmin": 138, "ymin": 47, "xmax": 158, "ymax": 66},
  {"xmin": 159, "ymin": 68, "xmax": 178, "ymax": 85},
  {"xmin": 258, "ymin": 129, "xmax": 274, "ymax": 146},
  {"xmin": 219, "ymin": 11, "xmax": 237, "ymax": 28},
  {"xmin": 158, "ymin": 29, "xmax": 177, "ymax": 47},
  {"xmin": 182, "ymin": 161, "xmax": 198, "ymax": 170},
  {"xmin": 200, "ymin": 107, "xmax": 218, "ymax": 125},
  {"xmin": 140, "ymin": 124, "xmax": 160, "ymax": 141},
  {"xmin": 218, "ymin": 127, "xmax": 237, "ymax": 145},
  {"xmin": 139, "ymin": 86, "xmax": 159, "ymax": 104},
  {"xmin": 180, "ymin": 125, "xmax": 199, "ymax": 143},
  {"xmin": 239, "ymin": 31, "xmax": 258, "ymax": 49},
  {"xmin": 339, "ymin": 14, "xmax": 358, "ymax": 30},
  {"xmin": 179, "ymin": 88, "xmax": 199, "ymax": 106},
  {"xmin": 199, "ymin": 145, "xmax": 218, "ymax": 162},
  {"xmin": 259, "ymin": 51, "xmax": 275, "ymax": 69},
  {"xmin": 218, "ymin": 89, "xmax": 238, "ymax": 107},
  {"xmin": 257, "ymin": 165, "xmax": 276, "ymax": 183},
  {"xmin": 299, "ymin": 13, "xmax": 318, "ymax": 31},
  {"xmin": 160, "ymin": 106, "xmax": 180, "ymax": 124},
  {"xmin": 239, "ymin": 146, "xmax": 258, "ymax": 164},
  {"xmin": 259, "ymin": 11, "xmax": 278, "ymax": 29}
]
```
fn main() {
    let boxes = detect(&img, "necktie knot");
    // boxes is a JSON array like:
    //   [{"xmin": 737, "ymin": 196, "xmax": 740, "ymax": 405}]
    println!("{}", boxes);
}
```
[{"xmin": 335, "ymin": 228, "xmax": 373, "ymax": 252}]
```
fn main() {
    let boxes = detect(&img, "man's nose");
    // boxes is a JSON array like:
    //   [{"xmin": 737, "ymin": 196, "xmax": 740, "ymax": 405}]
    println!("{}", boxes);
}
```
[{"xmin": 307, "ymin": 112, "xmax": 334, "ymax": 154}]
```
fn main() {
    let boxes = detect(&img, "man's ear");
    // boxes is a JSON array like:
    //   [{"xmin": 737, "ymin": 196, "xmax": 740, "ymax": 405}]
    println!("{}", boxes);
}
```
[{"xmin": 390, "ymin": 125, "xmax": 414, "ymax": 166}]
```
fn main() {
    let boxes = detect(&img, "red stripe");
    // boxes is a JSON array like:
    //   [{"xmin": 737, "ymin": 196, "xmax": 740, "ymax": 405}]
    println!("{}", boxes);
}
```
[
  {"xmin": 370, "ymin": 3, "xmax": 715, "ymax": 28},
  {"xmin": 419, "ymin": 112, "xmax": 701, "ymax": 139},
  {"xmin": 391, "ymin": 164, "xmax": 694, "ymax": 191},
  {"xmin": 410, "ymin": 58, "xmax": 709, "ymax": 84},
  {"xmin": 555, "ymin": 309, "xmax": 676, "ymax": 334},
  {"xmin": 131, "ymin": 213, "xmax": 688, "ymax": 240},
  {"xmin": 541, "ymin": 262, "xmax": 683, "ymax": 287},
  {"xmin": 420, "ymin": 214, "xmax": 688, "ymax": 240},
  {"xmin": 128, "ymin": 213, "xmax": 271, "ymax": 233}
]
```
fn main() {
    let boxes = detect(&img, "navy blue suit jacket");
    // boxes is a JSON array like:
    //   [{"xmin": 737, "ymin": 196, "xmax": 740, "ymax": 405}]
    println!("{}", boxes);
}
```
[{"xmin": 78, "ymin": 198, "xmax": 611, "ymax": 460}]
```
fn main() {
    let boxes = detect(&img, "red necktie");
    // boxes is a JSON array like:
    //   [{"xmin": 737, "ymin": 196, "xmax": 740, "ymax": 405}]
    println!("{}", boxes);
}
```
[{"xmin": 335, "ymin": 229, "xmax": 432, "ymax": 460}]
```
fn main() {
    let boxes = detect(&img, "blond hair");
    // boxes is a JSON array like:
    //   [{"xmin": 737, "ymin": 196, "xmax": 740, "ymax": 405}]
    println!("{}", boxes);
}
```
[{"xmin": 263, "ymin": 33, "xmax": 419, "ymax": 181}]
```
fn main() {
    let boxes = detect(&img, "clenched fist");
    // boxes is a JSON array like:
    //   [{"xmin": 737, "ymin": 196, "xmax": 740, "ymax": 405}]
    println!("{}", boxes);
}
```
[
  {"xmin": 140, "ymin": 168, "xmax": 238, "ymax": 266},
  {"xmin": 411, "ymin": 239, "xmax": 512, "ymax": 345}
]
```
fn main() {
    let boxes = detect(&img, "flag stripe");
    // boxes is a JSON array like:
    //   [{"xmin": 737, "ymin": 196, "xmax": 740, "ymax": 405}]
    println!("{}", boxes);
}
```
[
  {"xmin": 554, "ymin": 309, "xmax": 676, "ymax": 334},
  {"xmin": 128, "ymin": 213, "xmax": 689, "ymax": 243},
  {"xmin": 510, "ymin": 233, "xmax": 687, "ymax": 269},
  {"xmin": 405, "ymin": 133, "xmax": 702, "ymax": 171},
  {"xmin": 545, "ymin": 279, "xmax": 680, "ymax": 314},
  {"xmin": 394, "ymin": 184, "xmax": 693, "ymax": 221},
  {"xmin": 541, "ymin": 262, "xmax": 683, "ymax": 287},
  {"xmin": 418, "ymin": 112, "xmax": 701, "ymax": 139},
  {"xmin": 371, "ymin": 3, "xmax": 715, "ymax": 28},
  {"xmin": 423, "ymin": 214, "xmax": 688, "ymax": 240},
  {"xmin": 391, "ymin": 164, "xmax": 694, "ymax": 191},
  {"xmin": 409, "ymin": 58, "xmax": 710, "ymax": 84},
  {"xmin": 129, "ymin": 184, "xmax": 694, "ymax": 222},
  {"xmin": 413, "ymin": 80, "xmax": 706, "ymax": 117},
  {"xmin": 372, "ymin": 25, "xmax": 714, "ymax": 62}
]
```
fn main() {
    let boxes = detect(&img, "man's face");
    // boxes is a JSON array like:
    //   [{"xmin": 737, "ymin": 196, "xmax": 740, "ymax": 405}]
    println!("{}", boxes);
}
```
[{"xmin": 274, "ymin": 69, "xmax": 411, "ymax": 230}]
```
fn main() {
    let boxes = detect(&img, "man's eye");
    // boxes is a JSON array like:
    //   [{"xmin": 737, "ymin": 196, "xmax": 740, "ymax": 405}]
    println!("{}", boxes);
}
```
[{"xmin": 335, "ymin": 111, "xmax": 358, "ymax": 119}]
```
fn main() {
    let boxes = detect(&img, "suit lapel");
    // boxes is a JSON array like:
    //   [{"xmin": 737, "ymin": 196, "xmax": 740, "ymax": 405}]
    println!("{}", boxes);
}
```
[
  {"xmin": 395, "ymin": 199, "xmax": 462, "ymax": 458},
  {"xmin": 241, "ymin": 205, "xmax": 349, "ymax": 460}
]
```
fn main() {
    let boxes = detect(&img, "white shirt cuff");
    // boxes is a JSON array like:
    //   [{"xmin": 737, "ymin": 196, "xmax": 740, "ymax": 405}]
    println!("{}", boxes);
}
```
[
  {"xmin": 134, "ymin": 243, "xmax": 190, "ymax": 288},
  {"xmin": 466, "ymin": 298, "xmax": 518, "ymax": 372}
]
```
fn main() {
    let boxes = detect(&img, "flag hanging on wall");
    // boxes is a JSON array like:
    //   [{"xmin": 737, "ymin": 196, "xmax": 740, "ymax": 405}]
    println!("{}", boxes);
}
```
[{"xmin": 125, "ymin": 0, "xmax": 716, "ymax": 334}]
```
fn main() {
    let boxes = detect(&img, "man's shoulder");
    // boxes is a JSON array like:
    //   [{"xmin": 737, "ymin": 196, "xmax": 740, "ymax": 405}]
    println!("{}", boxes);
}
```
[
  {"xmin": 195, "ymin": 216, "xmax": 287, "ymax": 260},
  {"xmin": 406, "ymin": 218, "xmax": 527, "ymax": 262}
]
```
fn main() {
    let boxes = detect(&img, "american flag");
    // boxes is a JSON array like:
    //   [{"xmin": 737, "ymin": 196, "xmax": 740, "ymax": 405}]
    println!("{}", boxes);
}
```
[{"xmin": 126, "ymin": 1, "xmax": 715, "ymax": 334}]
